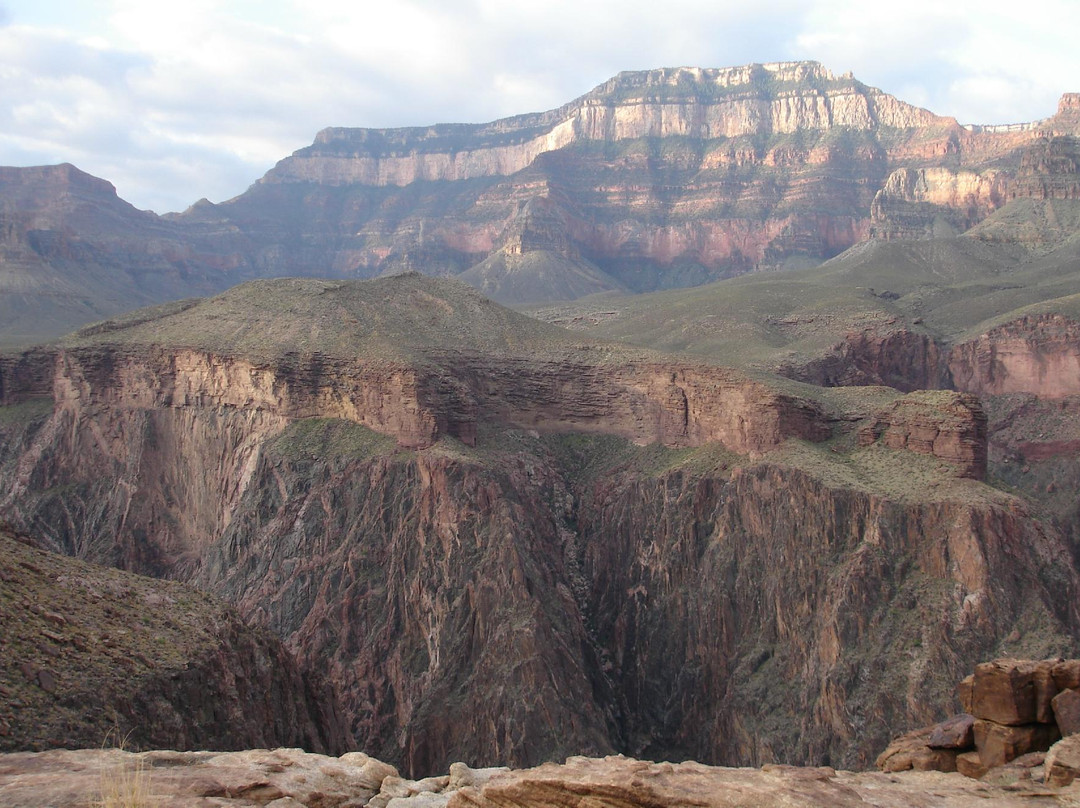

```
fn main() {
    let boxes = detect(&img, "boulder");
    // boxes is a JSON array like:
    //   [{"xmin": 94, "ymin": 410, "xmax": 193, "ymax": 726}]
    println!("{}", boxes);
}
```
[
  {"xmin": 1054, "ymin": 660, "xmax": 1080, "ymax": 690},
  {"xmin": 1053, "ymin": 688, "xmax": 1080, "ymax": 737},
  {"xmin": 1034, "ymin": 663, "xmax": 1060, "ymax": 724},
  {"xmin": 971, "ymin": 659, "xmax": 1043, "ymax": 725},
  {"xmin": 955, "ymin": 750, "xmax": 988, "ymax": 780},
  {"xmin": 973, "ymin": 720, "xmax": 1060, "ymax": 768},
  {"xmin": 957, "ymin": 675, "xmax": 975, "ymax": 715},
  {"xmin": 1046, "ymin": 735, "xmax": 1080, "ymax": 787},
  {"xmin": 928, "ymin": 714, "xmax": 975, "ymax": 749}
]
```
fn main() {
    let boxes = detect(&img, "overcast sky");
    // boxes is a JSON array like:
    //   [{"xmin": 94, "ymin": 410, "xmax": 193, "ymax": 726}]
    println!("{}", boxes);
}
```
[{"xmin": 2, "ymin": 0, "xmax": 1077, "ymax": 214}]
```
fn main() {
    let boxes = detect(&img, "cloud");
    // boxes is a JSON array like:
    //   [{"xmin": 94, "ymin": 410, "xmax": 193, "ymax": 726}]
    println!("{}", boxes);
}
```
[{"xmin": 0, "ymin": 0, "xmax": 1076, "ymax": 212}]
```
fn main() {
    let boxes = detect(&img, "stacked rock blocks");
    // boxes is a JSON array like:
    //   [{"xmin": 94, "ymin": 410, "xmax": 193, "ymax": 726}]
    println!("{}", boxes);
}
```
[{"xmin": 877, "ymin": 658, "xmax": 1080, "ymax": 786}]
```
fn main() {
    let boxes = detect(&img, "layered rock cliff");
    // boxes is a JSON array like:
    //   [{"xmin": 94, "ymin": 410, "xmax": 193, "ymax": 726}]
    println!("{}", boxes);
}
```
[
  {"xmin": 0, "ymin": 164, "xmax": 233, "ymax": 348},
  {"xmin": 170, "ymin": 62, "xmax": 1080, "ymax": 304},
  {"xmin": 949, "ymin": 314, "xmax": 1080, "ymax": 399},
  {"xmin": 3, "ymin": 61, "xmax": 1078, "ymax": 341}
]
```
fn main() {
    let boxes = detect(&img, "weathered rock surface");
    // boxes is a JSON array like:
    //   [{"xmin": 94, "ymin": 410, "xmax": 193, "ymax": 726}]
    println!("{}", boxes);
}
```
[
  {"xmin": 0, "ymin": 164, "xmax": 233, "ymax": 348},
  {"xmin": 1054, "ymin": 689, "xmax": 1080, "ymax": 736},
  {"xmin": 1048, "ymin": 735, "xmax": 1080, "ymax": 787},
  {"xmin": 6, "ymin": 62, "xmax": 1080, "ymax": 347},
  {"xmin": 950, "ymin": 314, "xmax": 1080, "ymax": 399},
  {"xmin": 180, "ymin": 64, "xmax": 1075, "ymax": 304},
  {"xmin": 0, "ymin": 747, "xmax": 396, "ymax": 808},
  {"xmin": 857, "ymin": 390, "xmax": 988, "ymax": 479},
  {"xmin": 782, "ymin": 326, "xmax": 950, "ymax": 392},
  {"xmin": 2, "ymin": 749, "xmax": 1077, "ymax": 808},
  {"xmin": 929, "ymin": 715, "xmax": 976, "ymax": 749},
  {"xmin": 0, "ymin": 528, "xmax": 347, "ymax": 754},
  {"xmin": 973, "ymin": 720, "xmax": 1060, "ymax": 768},
  {"xmin": 879, "ymin": 658, "xmax": 1078, "ymax": 780},
  {"xmin": 870, "ymin": 167, "xmax": 1009, "ymax": 240}
]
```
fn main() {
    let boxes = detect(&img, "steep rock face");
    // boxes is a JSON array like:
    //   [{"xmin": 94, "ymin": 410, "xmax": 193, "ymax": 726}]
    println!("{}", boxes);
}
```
[
  {"xmin": 949, "ymin": 314, "xmax": 1080, "ymax": 398},
  {"xmin": 870, "ymin": 167, "xmax": 1008, "ymax": 239},
  {"xmin": 197, "ymin": 444, "xmax": 616, "ymax": 777},
  {"xmin": 6, "ymin": 67, "xmax": 1079, "ymax": 337},
  {"xmin": 172, "ymin": 64, "xmax": 1076, "ymax": 303},
  {"xmin": 857, "ymin": 391, "xmax": 988, "ymax": 480},
  {"xmin": 780, "ymin": 326, "xmax": 950, "ymax": 392},
  {"xmin": 1, "ymin": 280, "xmax": 1077, "ymax": 773},
  {"xmin": 577, "ymin": 460, "xmax": 1078, "ymax": 770},
  {"xmin": 1, "ymin": 388, "xmax": 1076, "ymax": 774},
  {"xmin": 263, "ymin": 63, "xmax": 943, "ymax": 188},
  {"xmin": 0, "ymin": 528, "xmax": 347, "ymax": 754},
  {"xmin": 1010, "ymin": 135, "xmax": 1080, "ymax": 201}
]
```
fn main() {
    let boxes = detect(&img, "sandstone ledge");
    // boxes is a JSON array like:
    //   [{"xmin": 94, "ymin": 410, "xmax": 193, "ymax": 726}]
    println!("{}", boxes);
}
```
[{"xmin": 1, "ymin": 749, "xmax": 1078, "ymax": 807}]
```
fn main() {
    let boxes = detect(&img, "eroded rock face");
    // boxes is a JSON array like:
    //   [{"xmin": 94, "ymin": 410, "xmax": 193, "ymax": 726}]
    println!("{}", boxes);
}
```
[
  {"xmin": 171, "ymin": 65, "xmax": 1078, "ymax": 303},
  {"xmin": 1, "ymin": 331, "xmax": 1077, "ymax": 773},
  {"xmin": 857, "ymin": 391, "xmax": 988, "ymax": 479},
  {"xmin": 949, "ymin": 314, "xmax": 1080, "ymax": 398},
  {"xmin": 0, "ymin": 748, "xmax": 396, "ymax": 808},
  {"xmin": 2, "ymin": 278, "xmax": 1078, "ymax": 772},
  {"xmin": 870, "ymin": 167, "xmax": 1009, "ymax": 240},
  {"xmin": 3, "ymin": 749, "xmax": 1074, "ymax": 808},
  {"xmin": 782, "ymin": 326, "xmax": 950, "ymax": 392}
]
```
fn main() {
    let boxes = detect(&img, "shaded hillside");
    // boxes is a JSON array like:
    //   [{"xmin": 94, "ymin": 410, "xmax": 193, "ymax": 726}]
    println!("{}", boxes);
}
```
[
  {"xmin": 0, "ymin": 165, "xmax": 235, "ymax": 349},
  {"xmin": 541, "ymin": 197, "xmax": 1080, "ymax": 388},
  {"xmin": 0, "ymin": 525, "xmax": 348, "ymax": 754}
]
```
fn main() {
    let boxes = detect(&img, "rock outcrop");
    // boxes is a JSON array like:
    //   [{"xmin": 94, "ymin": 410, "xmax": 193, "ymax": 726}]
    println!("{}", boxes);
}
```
[
  {"xmin": 870, "ymin": 167, "xmax": 1009, "ymax": 239},
  {"xmin": 857, "ymin": 390, "xmax": 988, "ymax": 479},
  {"xmin": 0, "ymin": 527, "xmax": 347, "ymax": 754},
  {"xmin": 878, "ymin": 657, "xmax": 1080, "ymax": 784},
  {"xmin": 2, "ymin": 748, "xmax": 1076, "ymax": 808},
  {"xmin": 1, "ymin": 276, "xmax": 1078, "ymax": 774},
  {"xmin": 949, "ymin": 314, "xmax": 1080, "ymax": 398}
]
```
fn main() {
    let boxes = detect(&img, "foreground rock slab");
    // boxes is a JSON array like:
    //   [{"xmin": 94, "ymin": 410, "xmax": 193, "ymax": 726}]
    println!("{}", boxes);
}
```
[{"xmin": 2, "ymin": 749, "xmax": 1079, "ymax": 808}]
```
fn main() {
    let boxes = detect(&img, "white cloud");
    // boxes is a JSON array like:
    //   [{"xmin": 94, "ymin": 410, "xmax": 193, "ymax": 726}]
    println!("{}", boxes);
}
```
[{"xmin": 0, "ymin": 0, "xmax": 1077, "ymax": 212}]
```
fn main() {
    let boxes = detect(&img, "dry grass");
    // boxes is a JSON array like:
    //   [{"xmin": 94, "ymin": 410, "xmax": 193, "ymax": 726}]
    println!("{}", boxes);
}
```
[
  {"xmin": 96, "ymin": 731, "xmax": 153, "ymax": 808},
  {"xmin": 96, "ymin": 757, "xmax": 152, "ymax": 808}
]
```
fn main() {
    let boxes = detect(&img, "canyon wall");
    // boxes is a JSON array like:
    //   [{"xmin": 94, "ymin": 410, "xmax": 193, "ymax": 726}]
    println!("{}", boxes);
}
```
[
  {"xmin": 949, "ymin": 314, "xmax": 1080, "ymax": 399},
  {"xmin": 1, "ymin": 330, "xmax": 1076, "ymax": 773},
  {"xmin": 5, "ymin": 62, "xmax": 1079, "ymax": 343}
]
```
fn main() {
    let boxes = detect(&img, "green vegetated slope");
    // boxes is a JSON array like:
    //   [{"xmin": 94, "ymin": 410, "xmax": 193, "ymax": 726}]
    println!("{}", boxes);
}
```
[{"xmin": 57, "ymin": 273, "xmax": 598, "ymax": 364}]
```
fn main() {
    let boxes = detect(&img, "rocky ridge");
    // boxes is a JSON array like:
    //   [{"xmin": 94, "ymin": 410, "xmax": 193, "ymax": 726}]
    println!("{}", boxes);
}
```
[{"xmin": 0, "ymin": 525, "xmax": 347, "ymax": 754}]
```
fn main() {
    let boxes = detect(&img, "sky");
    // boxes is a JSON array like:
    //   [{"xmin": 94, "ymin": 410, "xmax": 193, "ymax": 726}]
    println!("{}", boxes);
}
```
[{"xmin": 1, "ymin": 0, "xmax": 1077, "ymax": 214}]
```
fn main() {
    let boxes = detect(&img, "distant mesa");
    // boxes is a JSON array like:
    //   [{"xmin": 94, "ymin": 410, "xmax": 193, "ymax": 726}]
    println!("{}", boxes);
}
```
[{"xmin": 2, "ymin": 60, "xmax": 1079, "ymax": 346}]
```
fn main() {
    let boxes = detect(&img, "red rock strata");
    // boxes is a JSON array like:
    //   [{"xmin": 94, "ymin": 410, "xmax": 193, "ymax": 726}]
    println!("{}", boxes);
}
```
[{"xmin": 858, "ymin": 391, "xmax": 988, "ymax": 479}]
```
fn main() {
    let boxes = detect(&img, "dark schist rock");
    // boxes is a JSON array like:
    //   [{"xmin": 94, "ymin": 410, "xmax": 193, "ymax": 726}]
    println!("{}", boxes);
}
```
[{"xmin": 2, "ymin": 276, "xmax": 1079, "ymax": 773}]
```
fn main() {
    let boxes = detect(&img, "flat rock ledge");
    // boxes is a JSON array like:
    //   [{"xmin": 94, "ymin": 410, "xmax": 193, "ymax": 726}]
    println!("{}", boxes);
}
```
[{"xmin": 2, "ymin": 748, "xmax": 1079, "ymax": 808}]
